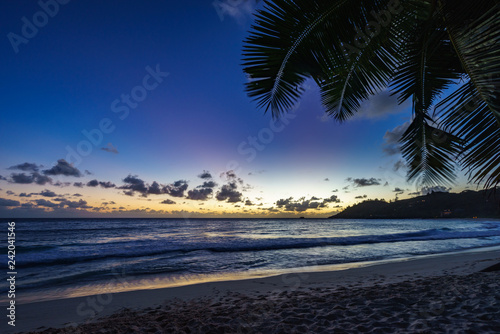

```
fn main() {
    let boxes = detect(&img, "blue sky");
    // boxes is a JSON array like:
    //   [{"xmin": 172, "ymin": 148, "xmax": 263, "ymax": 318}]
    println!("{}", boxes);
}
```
[{"xmin": 0, "ymin": 0, "xmax": 469, "ymax": 218}]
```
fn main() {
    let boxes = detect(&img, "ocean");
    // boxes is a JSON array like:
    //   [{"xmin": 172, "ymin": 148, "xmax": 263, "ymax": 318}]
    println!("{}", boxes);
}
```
[{"xmin": 2, "ymin": 218, "xmax": 500, "ymax": 304}]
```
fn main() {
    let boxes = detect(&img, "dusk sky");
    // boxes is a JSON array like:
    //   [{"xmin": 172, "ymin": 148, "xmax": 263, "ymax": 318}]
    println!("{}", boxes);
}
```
[{"xmin": 0, "ymin": 0, "xmax": 471, "ymax": 218}]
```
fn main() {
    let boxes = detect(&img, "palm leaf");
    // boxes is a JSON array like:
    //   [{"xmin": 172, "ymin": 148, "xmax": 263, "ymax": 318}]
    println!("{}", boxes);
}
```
[{"xmin": 435, "ymin": 3, "xmax": 500, "ymax": 188}]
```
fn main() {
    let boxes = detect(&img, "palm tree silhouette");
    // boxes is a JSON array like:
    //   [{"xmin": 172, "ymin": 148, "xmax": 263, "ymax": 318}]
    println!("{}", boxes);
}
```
[{"xmin": 242, "ymin": 0, "xmax": 499, "ymax": 188}]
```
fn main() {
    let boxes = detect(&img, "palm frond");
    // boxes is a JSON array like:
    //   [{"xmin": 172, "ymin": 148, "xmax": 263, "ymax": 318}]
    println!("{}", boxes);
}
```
[
  {"xmin": 400, "ymin": 111, "xmax": 462, "ymax": 185},
  {"xmin": 434, "ymin": 2, "xmax": 500, "ymax": 188}
]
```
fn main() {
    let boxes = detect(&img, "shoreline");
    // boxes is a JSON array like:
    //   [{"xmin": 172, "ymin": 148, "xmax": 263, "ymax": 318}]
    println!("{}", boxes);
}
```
[{"xmin": 4, "ymin": 246, "xmax": 499, "ymax": 333}]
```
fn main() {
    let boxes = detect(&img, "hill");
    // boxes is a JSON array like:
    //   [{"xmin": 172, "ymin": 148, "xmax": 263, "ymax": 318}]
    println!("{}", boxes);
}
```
[{"xmin": 330, "ymin": 190, "xmax": 500, "ymax": 219}]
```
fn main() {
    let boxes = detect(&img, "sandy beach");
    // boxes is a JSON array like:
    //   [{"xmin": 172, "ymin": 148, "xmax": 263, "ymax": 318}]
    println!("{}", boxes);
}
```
[{"xmin": 6, "ymin": 247, "xmax": 500, "ymax": 333}]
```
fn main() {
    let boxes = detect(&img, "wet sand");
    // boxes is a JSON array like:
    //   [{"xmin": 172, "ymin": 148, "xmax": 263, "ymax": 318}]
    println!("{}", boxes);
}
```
[{"xmin": 7, "ymin": 247, "xmax": 500, "ymax": 333}]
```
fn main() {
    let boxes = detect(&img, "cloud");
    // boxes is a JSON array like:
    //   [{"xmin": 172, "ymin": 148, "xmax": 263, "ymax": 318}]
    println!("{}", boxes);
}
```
[
  {"xmin": 200, "ymin": 181, "xmax": 217, "ymax": 188},
  {"xmin": 6, "ymin": 190, "xmax": 14, "ymax": 195},
  {"xmin": 73, "ymin": 193, "xmax": 83, "ymax": 197},
  {"xmin": 346, "ymin": 177, "xmax": 382, "ymax": 187},
  {"xmin": 10, "ymin": 172, "xmax": 52, "ymax": 185},
  {"xmin": 53, "ymin": 181, "xmax": 71, "ymax": 187},
  {"xmin": 87, "ymin": 179, "xmax": 99, "ymax": 187},
  {"xmin": 101, "ymin": 143, "xmax": 119, "ymax": 154},
  {"xmin": 198, "ymin": 171, "xmax": 212, "ymax": 179},
  {"xmin": 216, "ymin": 182, "xmax": 243, "ymax": 203},
  {"xmin": 324, "ymin": 178, "xmax": 330, "ymax": 181},
  {"xmin": 354, "ymin": 90, "xmax": 410, "ymax": 120},
  {"xmin": 161, "ymin": 199, "xmax": 176, "ymax": 205},
  {"xmin": 0, "ymin": 198, "xmax": 20, "ymax": 206},
  {"xmin": 393, "ymin": 187, "xmax": 404, "ymax": 192},
  {"xmin": 332, "ymin": 189, "xmax": 338, "ymax": 192},
  {"xmin": 99, "ymin": 181, "xmax": 116, "ymax": 188},
  {"xmin": 186, "ymin": 187, "xmax": 213, "ymax": 201},
  {"xmin": 60, "ymin": 199, "xmax": 91, "ymax": 209},
  {"xmin": 421, "ymin": 186, "xmax": 451, "ymax": 195},
  {"xmin": 393, "ymin": 160, "xmax": 406, "ymax": 172},
  {"xmin": 43, "ymin": 159, "xmax": 82, "ymax": 177},
  {"xmin": 382, "ymin": 122, "xmax": 410, "ymax": 155},
  {"xmin": 213, "ymin": 0, "xmax": 259, "ymax": 23},
  {"xmin": 120, "ymin": 175, "xmax": 148, "ymax": 195},
  {"xmin": 0, "ymin": 175, "xmax": 6, "ymax": 181},
  {"xmin": 34, "ymin": 199, "xmax": 59, "ymax": 208},
  {"xmin": 39, "ymin": 189, "xmax": 57, "ymax": 197},
  {"xmin": 8, "ymin": 162, "xmax": 40, "ymax": 172},
  {"xmin": 86, "ymin": 179, "xmax": 116, "ymax": 188},
  {"xmin": 19, "ymin": 193, "xmax": 32, "ymax": 197},
  {"xmin": 275, "ymin": 196, "xmax": 324, "ymax": 212},
  {"xmin": 248, "ymin": 170, "xmax": 266, "ymax": 176},
  {"xmin": 245, "ymin": 199, "xmax": 254, "ymax": 206},
  {"xmin": 164, "ymin": 180, "xmax": 189, "ymax": 198},
  {"xmin": 322, "ymin": 195, "xmax": 340, "ymax": 204},
  {"xmin": 355, "ymin": 195, "xmax": 368, "ymax": 199},
  {"xmin": 220, "ymin": 170, "xmax": 243, "ymax": 184}
]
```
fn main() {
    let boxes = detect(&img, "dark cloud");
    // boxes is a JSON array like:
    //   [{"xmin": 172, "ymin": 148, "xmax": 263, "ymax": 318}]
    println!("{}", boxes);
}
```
[
  {"xmin": 53, "ymin": 181, "xmax": 71, "ymax": 187},
  {"xmin": 200, "ymin": 181, "xmax": 217, "ymax": 188},
  {"xmin": 19, "ymin": 193, "xmax": 32, "ymax": 197},
  {"xmin": 393, "ymin": 187, "xmax": 404, "ymax": 193},
  {"xmin": 85, "ymin": 170, "xmax": 92, "ymax": 175},
  {"xmin": 10, "ymin": 173, "xmax": 34, "ymax": 184},
  {"xmin": 147, "ymin": 181, "xmax": 162, "ymax": 195},
  {"xmin": 6, "ymin": 190, "xmax": 14, "ymax": 195},
  {"xmin": 73, "ymin": 182, "xmax": 84, "ymax": 188},
  {"xmin": 73, "ymin": 193, "xmax": 83, "ymax": 197},
  {"xmin": 86, "ymin": 179, "xmax": 116, "ymax": 189},
  {"xmin": 216, "ymin": 182, "xmax": 242, "ymax": 203},
  {"xmin": 322, "ymin": 195, "xmax": 340, "ymax": 204},
  {"xmin": 34, "ymin": 199, "xmax": 59, "ymax": 208},
  {"xmin": 101, "ymin": 143, "xmax": 118, "ymax": 154},
  {"xmin": 59, "ymin": 199, "xmax": 92, "ymax": 209},
  {"xmin": 332, "ymin": 189, "xmax": 338, "ymax": 193},
  {"xmin": 0, "ymin": 175, "xmax": 6, "ymax": 180},
  {"xmin": 43, "ymin": 159, "xmax": 82, "ymax": 177},
  {"xmin": 275, "ymin": 197, "xmax": 323, "ymax": 212},
  {"xmin": 8, "ymin": 162, "xmax": 40, "ymax": 172},
  {"xmin": 120, "ymin": 175, "xmax": 148, "ymax": 195},
  {"xmin": 39, "ymin": 189, "xmax": 57, "ymax": 197},
  {"xmin": 0, "ymin": 198, "xmax": 20, "ymax": 206},
  {"xmin": 324, "ymin": 178, "xmax": 330, "ymax": 181},
  {"xmin": 164, "ymin": 180, "xmax": 189, "ymax": 198},
  {"xmin": 220, "ymin": 170, "xmax": 243, "ymax": 184},
  {"xmin": 87, "ymin": 179, "xmax": 99, "ymax": 187},
  {"xmin": 99, "ymin": 181, "xmax": 116, "ymax": 188},
  {"xmin": 119, "ymin": 175, "xmax": 188, "ymax": 198},
  {"xmin": 186, "ymin": 187, "xmax": 213, "ymax": 201},
  {"xmin": 245, "ymin": 199, "xmax": 254, "ymax": 206},
  {"xmin": 382, "ymin": 122, "xmax": 410, "ymax": 155},
  {"xmin": 355, "ymin": 195, "xmax": 368, "ymax": 199},
  {"xmin": 198, "ymin": 171, "xmax": 212, "ymax": 179},
  {"xmin": 10, "ymin": 172, "xmax": 52, "ymax": 185},
  {"xmin": 161, "ymin": 199, "xmax": 176, "ymax": 205},
  {"xmin": 347, "ymin": 177, "xmax": 382, "ymax": 187}
]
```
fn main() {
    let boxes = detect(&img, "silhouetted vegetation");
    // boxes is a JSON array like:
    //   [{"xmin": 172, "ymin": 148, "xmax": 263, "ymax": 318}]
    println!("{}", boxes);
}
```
[{"xmin": 330, "ymin": 189, "xmax": 500, "ymax": 219}]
